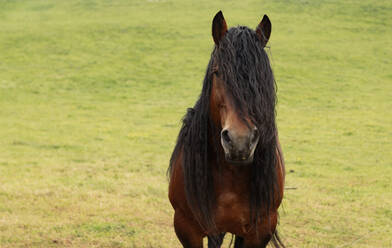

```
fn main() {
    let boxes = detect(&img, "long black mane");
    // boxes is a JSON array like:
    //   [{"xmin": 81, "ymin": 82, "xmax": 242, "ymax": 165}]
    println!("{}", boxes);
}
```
[{"xmin": 169, "ymin": 26, "xmax": 278, "ymax": 234}]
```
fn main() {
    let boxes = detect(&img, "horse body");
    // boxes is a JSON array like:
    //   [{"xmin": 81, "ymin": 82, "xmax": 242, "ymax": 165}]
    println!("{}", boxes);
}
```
[
  {"xmin": 213, "ymin": 146, "xmax": 285, "ymax": 237},
  {"xmin": 169, "ymin": 141, "xmax": 284, "ymax": 247},
  {"xmin": 168, "ymin": 11, "xmax": 285, "ymax": 248}
]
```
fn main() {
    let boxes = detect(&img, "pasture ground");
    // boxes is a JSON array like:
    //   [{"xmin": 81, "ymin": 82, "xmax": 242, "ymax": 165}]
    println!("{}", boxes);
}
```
[{"xmin": 0, "ymin": 0, "xmax": 391, "ymax": 247}]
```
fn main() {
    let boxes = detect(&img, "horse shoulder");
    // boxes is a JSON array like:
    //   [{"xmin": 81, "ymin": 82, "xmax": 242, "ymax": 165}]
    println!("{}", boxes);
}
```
[
  {"xmin": 275, "ymin": 135, "xmax": 285, "ymax": 206},
  {"xmin": 168, "ymin": 149, "xmax": 193, "ymax": 216}
]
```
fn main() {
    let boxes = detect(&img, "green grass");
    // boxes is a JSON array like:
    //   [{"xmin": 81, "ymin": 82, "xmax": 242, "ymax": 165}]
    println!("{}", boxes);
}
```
[{"xmin": 0, "ymin": 0, "xmax": 391, "ymax": 247}]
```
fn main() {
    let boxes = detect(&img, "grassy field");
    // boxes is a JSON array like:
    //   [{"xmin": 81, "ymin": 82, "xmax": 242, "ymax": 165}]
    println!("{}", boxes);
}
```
[{"xmin": 0, "ymin": 0, "xmax": 391, "ymax": 247}]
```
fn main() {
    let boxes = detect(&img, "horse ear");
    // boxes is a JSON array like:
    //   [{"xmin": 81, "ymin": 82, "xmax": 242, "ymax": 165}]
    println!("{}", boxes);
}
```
[
  {"xmin": 212, "ymin": 11, "xmax": 228, "ymax": 46},
  {"xmin": 256, "ymin": 15, "xmax": 271, "ymax": 47}
]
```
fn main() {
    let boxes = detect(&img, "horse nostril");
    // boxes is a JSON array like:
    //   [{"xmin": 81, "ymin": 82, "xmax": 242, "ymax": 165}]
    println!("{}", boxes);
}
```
[{"xmin": 221, "ymin": 129, "xmax": 232, "ymax": 145}]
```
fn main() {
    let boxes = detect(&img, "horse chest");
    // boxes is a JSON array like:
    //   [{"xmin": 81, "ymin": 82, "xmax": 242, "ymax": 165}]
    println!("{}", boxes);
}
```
[{"xmin": 215, "ymin": 191, "xmax": 251, "ymax": 234}]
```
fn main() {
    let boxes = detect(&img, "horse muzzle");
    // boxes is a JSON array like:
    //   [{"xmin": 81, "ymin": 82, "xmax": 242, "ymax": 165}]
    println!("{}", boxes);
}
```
[{"xmin": 221, "ymin": 127, "xmax": 259, "ymax": 164}]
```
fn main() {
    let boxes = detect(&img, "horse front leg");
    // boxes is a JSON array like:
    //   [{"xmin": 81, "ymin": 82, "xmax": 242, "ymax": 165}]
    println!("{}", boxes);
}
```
[
  {"xmin": 243, "ymin": 235, "xmax": 272, "ymax": 248},
  {"xmin": 174, "ymin": 209, "xmax": 204, "ymax": 248},
  {"xmin": 234, "ymin": 235, "xmax": 244, "ymax": 248},
  {"xmin": 241, "ymin": 229, "xmax": 277, "ymax": 248},
  {"xmin": 208, "ymin": 233, "xmax": 225, "ymax": 248}
]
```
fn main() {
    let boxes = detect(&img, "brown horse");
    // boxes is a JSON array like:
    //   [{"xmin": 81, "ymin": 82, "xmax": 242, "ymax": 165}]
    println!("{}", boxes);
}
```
[{"xmin": 168, "ymin": 11, "xmax": 285, "ymax": 248}]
